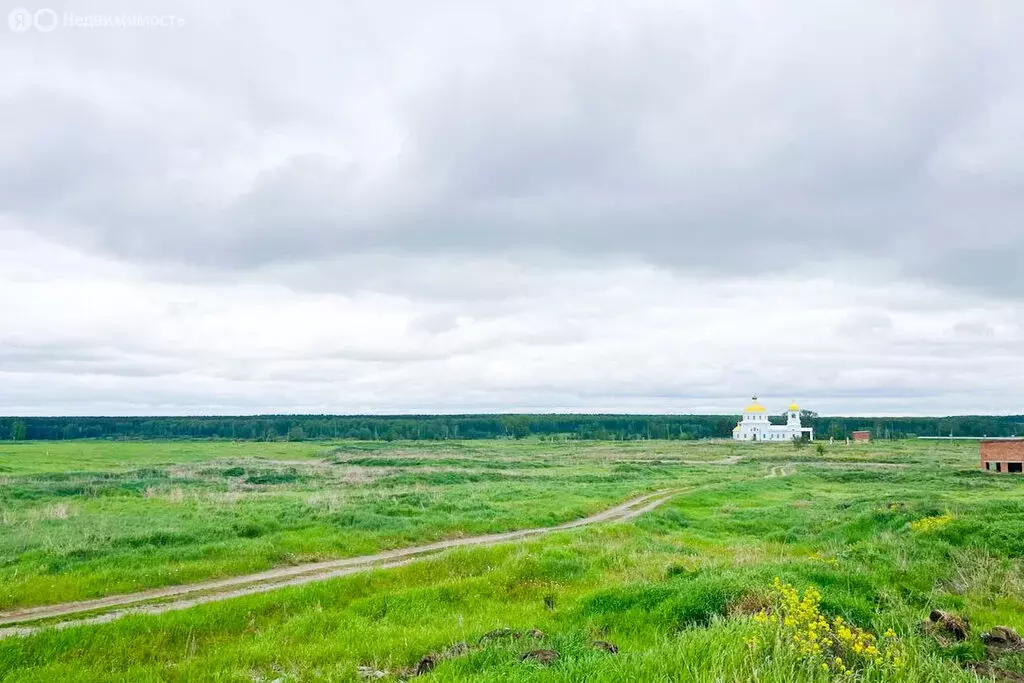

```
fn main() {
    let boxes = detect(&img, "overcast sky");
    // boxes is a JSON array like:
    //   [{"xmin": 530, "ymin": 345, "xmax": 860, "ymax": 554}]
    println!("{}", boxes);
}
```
[{"xmin": 2, "ymin": 0, "xmax": 1023, "ymax": 416}]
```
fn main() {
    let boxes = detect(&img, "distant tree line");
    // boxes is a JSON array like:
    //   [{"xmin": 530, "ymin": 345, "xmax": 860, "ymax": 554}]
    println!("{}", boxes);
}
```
[{"xmin": 1, "ymin": 414, "xmax": 1022, "ymax": 442}]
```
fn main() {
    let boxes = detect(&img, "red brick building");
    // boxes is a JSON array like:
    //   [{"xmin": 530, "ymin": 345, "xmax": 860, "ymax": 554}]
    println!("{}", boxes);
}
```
[
  {"xmin": 981, "ymin": 440, "xmax": 1024, "ymax": 474},
  {"xmin": 852, "ymin": 431, "xmax": 871, "ymax": 443}
]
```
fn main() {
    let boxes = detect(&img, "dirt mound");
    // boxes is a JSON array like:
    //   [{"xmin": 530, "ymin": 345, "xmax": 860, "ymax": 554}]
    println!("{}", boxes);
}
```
[
  {"xmin": 965, "ymin": 662, "xmax": 1024, "ymax": 683},
  {"xmin": 443, "ymin": 641, "xmax": 470, "ymax": 657},
  {"xmin": 520, "ymin": 649, "xmax": 559, "ymax": 665},
  {"xmin": 477, "ymin": 627, "xmax": 545, "ymax": 644},
  {"xmin": 957, "ymin": 627, "xmax": 1024, "ymax": 683},
  {"xmin": 393, "ymin": 641, "xmax": 470, "ymax": 679},
  {"xmin": 414, "ymin": 654, "xmax": 437, "ymax": 675},
  {"xmin": 727, "ymin": 593, "xmax": 770, "ymax": 618},
  {"xmin": 478, "ymin": 627, "xmax": 518, "ymax": 642},
  {"xmin": 983, "ymin": 626, "xmax": 1024, "ymax": 654},
  {"xmin": 924, "ymin": 609, "xmax": 970, "ymax": 643},
  {"xmin": 392, "ymin": 628, "xmax": 551, "ymax": 678}
]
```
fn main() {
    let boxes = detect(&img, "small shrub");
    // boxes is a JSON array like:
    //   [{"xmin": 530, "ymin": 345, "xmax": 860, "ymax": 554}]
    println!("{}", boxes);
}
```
[
  {"xmin": 910, "ymin": 513, "xmax": 954, "ymax": 533},
  {"xmin": 119, "ymin": 531, "xmax": 198, "ymax": 549},
  {"xmin": 656, "ymin": 579, "xmax": 738, "ymax": 627},
  {"xmin": 665, "ymin": 564, "xmax": 698, "ymax": 579},
  {"xmin": 638, "ymin": 507, "xmax": 690, "ymax": 534},
  {"xmin": 233, "ymin": 521, "xmax": 266, "ymax": 538},
  {"xmin": 245, "ymin": 469, "xmax": 300, "ymax": 485},
  {"xmin": 583, "ymin": 575, "xmax": 741, "ymax": 629}
]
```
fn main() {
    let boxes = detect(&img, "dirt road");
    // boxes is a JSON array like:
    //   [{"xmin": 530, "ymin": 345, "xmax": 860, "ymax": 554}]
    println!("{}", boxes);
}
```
[{"xmin": 0, "ymin": 489, "xmax": 681, "ymax": 638}]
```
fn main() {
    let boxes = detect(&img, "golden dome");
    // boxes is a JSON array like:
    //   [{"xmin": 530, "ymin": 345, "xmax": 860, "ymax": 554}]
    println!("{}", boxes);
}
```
[
  {"xmin": 744, "ymin": 403, "xmax": 766, "ymax": 413},
  {"xmin": 789, "ymin": 403, "xmax": 800, "ymax": 411}
]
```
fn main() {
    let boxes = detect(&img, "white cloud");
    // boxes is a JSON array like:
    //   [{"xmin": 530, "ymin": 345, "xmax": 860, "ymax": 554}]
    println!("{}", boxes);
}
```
[{"xmin": 2, "ymin": 228, "xmax": 1022, "ymax": 415}]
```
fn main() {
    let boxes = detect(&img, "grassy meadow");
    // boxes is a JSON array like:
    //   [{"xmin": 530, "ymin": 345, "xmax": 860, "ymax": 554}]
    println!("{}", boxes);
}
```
[{"xmin": 1, "ymin": 438, "xmax": 1023, "ymax": 681}]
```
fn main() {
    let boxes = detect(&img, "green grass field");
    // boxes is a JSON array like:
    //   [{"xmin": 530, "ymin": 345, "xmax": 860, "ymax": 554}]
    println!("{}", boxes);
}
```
[{"xmin": 1, "ymin": 438, "xmax": 1022, "ymax": 681}]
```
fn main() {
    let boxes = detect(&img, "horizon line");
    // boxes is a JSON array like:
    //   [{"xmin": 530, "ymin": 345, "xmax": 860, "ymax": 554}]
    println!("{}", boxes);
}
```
[{"xmin": 3, "ymin": 412, "xmax": 1023, "ymax": 419}]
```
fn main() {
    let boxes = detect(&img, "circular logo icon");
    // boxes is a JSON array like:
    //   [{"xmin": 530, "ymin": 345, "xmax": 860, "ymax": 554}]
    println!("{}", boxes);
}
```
[
  {"xmin": 33, "ymin": 8, "xmax": 57, "ymax": 32},
  {"xmin": 8, "ymin": 7, "xmax": 33, "ymax": 32}
]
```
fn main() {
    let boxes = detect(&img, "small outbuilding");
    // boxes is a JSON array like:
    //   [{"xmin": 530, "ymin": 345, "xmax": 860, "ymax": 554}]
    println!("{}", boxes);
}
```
[
  {"xmin": 851, "ymin": 431, "xmax": 871, "ymax": 443},
  {"xmin": 981, "ymin": 440, "xmax": 1024, "ymax": 474}
]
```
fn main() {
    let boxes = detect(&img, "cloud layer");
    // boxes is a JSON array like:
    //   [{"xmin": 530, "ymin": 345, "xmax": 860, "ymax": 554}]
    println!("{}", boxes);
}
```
[{"xmin": 2, "ymin": 0, "xmax": 1023, "ymax": 415}]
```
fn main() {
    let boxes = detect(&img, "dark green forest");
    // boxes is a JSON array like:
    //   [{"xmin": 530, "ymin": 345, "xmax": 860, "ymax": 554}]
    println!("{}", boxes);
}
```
[{"xmin": 1, "ymin": 413, "xmax": 1021, "ymax": 442}]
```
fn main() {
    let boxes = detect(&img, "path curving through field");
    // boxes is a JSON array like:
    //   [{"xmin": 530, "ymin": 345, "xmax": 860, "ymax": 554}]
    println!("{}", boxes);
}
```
[
  {"xmin": 765, "ymin": 465, "xmax": 794, "ymax": 478},
  {"xmin": 0, "ymin": 489, "xmax": 683, "ymax": 639}
]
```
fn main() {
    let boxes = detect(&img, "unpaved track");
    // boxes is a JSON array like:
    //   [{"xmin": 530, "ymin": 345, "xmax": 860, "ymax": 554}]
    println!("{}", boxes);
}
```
[
  {"xmin": 0, "ymin": 489, "xmax": 681, "ymax": 638},
  {"xmin": 765, "ymin": 465, "xmax": 793, "ymax": 478}
]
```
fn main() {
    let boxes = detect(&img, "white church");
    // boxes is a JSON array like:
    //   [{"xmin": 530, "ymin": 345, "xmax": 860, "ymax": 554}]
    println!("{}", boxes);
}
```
[{"xmin": 733, "ymin": 397, "xmax": 814, "ymax": 442}]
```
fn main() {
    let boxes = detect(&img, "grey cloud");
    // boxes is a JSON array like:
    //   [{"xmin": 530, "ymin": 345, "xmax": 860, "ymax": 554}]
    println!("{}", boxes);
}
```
[
  {"xmin": 0, "ymin": 342, "xmax": 188, "ymax": 378},
  {"xmin": 408, "ymin": 311, "xmax": 460, "ymax": 336},
  {"xmin": 3, "ymin": 0, "xmax": 1024, "ymax": 417},
  {"xmin": 952, "ymin": 321, "xmax": 996, "ymax": 338},
  {"xmin": 837, "ymin": 312, "xmax": 894, "ymax": 339},
  {"xmin": 2, "ymin": 0, "xmax": 1023, "ymax": 300}
]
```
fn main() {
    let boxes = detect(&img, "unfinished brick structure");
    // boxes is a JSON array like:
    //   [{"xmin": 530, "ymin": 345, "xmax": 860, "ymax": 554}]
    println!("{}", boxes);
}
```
[
  {"xmin": 981, "ymin": 440, "xmax": 1024, "ymax": 474},
  {"xmin": 852, "ymin": 431, "xmax": 871, "ymax": 443}
]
